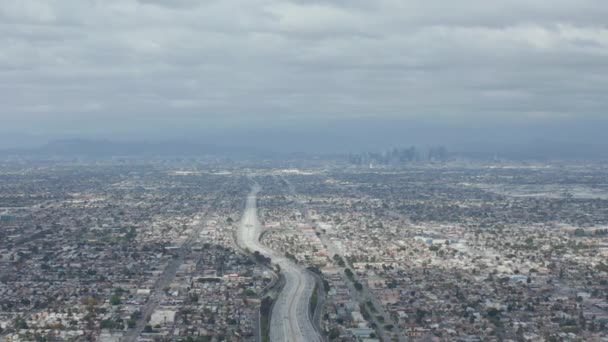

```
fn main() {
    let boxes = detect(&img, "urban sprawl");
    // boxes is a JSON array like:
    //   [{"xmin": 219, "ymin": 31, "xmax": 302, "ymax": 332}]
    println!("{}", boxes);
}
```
[{"xmin": 1, "ymin": 160, "xmax": 608, "ymax": 342}]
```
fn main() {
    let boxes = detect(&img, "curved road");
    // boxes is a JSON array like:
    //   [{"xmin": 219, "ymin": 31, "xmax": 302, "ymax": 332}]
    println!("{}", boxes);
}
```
[{"xmin": 237, "ymin": 182, "xmax": 321, "ymax": 342}]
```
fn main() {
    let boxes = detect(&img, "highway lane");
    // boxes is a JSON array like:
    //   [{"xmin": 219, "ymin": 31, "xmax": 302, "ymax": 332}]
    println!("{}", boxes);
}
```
[
  {"xmin": 237, "ymin": 182, "xmax": 321, "ymax": 342},
  {"xmin": 280, "ymin": 176, "xmax": 408, "ymax": 342}
]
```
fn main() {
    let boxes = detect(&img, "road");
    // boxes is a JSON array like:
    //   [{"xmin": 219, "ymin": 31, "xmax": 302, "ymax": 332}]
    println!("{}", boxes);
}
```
[
  {"xmin": 280, "ymin": 176, "xmax": 408, "ymax": 342},
  {"xmin": 237, "ymin": 182, "xmax": 322, "ymax": 342},
  {"xmin": 124, "ymin": 179, "xmax": 233, "ymax": 342},
  {"xmin": 122, "ymin": 216, "xmax": 207, "ymax": 342}
]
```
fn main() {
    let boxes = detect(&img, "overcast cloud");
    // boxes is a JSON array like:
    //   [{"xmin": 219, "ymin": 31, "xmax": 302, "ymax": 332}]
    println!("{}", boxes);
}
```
[{"xmin": 1, "ymin": 0, "xmax": 607, "ymax": 137}]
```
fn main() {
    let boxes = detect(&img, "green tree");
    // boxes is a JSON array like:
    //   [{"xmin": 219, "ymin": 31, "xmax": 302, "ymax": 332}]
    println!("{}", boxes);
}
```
[
  {"xmin": 328, "ymin": 327, "xmax": 340, "ymax": 340},
  {"xmin": 110, "ymin": 294, "xmax": 121, "ymax": 305},
  {"xmin": 15, "ymin": 316, "xmax": 28, "ymax": 330},
  {"xmin": 354, "ymin": 281, "xmax": 363, "ymax": 291},
  {"xmin": 344, "ymin": 268, "xmax": 353, "ymax": 279},
  {"xmin": 100, "ymin": 319, "xmax": 117, "ymax": 330}
]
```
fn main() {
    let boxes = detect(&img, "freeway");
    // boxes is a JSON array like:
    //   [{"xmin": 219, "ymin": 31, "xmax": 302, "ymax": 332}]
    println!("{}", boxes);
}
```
[
  {"xmin": 280, "ymin": 176, "xmax": 408, "ymax": 342},
  {"xmin": 237, "ymin": 182, "xmax": 322, "ymax": 342}
]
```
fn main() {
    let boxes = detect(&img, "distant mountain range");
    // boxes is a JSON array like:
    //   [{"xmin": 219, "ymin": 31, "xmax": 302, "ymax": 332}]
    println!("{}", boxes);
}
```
[
  {"xmin": 0, "ymin": 139, "xmax": 272, "ymax": 160},
  {"xmin": 1, "ymin": 138, "xmax": 607, "ymax": 162}
]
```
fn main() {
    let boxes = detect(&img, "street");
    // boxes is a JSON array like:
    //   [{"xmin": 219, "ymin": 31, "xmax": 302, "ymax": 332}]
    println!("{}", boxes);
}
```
[{"xmin": 236, "ymin": 182, "xmax": 322, "ymax": 342}]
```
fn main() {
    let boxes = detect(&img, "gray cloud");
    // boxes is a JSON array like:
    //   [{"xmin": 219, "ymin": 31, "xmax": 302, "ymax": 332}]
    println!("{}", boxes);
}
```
[{"xmin": 1, "ymin": 0, "xmax": 607, "ymax": 136}]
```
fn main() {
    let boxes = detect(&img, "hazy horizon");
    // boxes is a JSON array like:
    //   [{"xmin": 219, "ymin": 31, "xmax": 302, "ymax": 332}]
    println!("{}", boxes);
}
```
[
  {"xmin": 2, "ymin": 118, "xmax": 608, "ymax": 159},
  {"xmin": 3, "ymin": 3, "xmax": 608, "ymax": 339},
  {"xmin": 1, "ymin": 0, "xmax": 607, "ymax": 155}
]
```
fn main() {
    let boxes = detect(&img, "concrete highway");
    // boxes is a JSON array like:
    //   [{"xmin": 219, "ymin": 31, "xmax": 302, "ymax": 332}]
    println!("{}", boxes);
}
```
[
  {"xmin": 237, "ymin": 182, "xmax": 322, "ymax": 342},
  {"xmin": 281, "ymin": 176, "xmax": 408, "ymax": 342}
]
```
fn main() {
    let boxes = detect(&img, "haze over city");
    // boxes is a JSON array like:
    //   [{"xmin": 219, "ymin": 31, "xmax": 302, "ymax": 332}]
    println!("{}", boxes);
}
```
[
  {"xmin": 2, "ymin": 2, "xmax": 608, "ymax": 342},
  {"xmin": 1, "ymin": 0, "xmax": 607, "ymax": 154}
]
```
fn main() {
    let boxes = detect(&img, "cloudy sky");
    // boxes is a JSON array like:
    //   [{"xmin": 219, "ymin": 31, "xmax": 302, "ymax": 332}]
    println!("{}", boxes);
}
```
[{"xmin": 1, "ymin": 0, "xmax": 607, "ymax": 146}]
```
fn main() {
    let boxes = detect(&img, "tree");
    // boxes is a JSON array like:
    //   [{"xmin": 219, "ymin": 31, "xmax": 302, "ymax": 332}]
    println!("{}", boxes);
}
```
[
  {"xmin": 328, "ymin": 327, "xmax": 340, "ymax": 340},
  {"xmin": 487, "ymin": 308, "xmax": 501, "ymax": 317},
  {"xmin": 333, "ymin": 254, "xmax": 345, "ymax": 267},
  {"xmin": 15, "ymin": 316, "xmax": 28, "ymax": 330},
  {"xmin": 125, "ymin": 227, "xmax": 137, "ymax": 241},
  {"xmin": 100, "ymin": 319, "xmax": 118, "ymax": 330},
  {"xmin": 415, "ymin": 309, "xmax": 427, "ymax": 324},
  {"xmin": 110, "ymin": 294, "xmax": 121, "ymax": 306},
  {"xmin": 354, "ymin": 281, "xmax": 363, "ymax": 291},
  {"xmin": 344, "ymin": 268, "xmax": 353, "ymax": 279}
]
